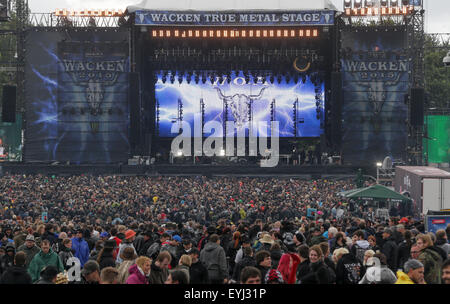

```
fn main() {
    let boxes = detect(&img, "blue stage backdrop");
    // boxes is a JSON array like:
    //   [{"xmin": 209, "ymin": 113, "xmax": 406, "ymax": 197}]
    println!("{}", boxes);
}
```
[
  {"xmin": 24, "ymin": 30, "xmax": 130, "ymax": 163},
  {"xmin": 156, "ymin": 71, "xmax": 325, "ymax": 138},
  {"xmin": 340, "ymin": 30, "xmax": 410, "ymax": 165}
]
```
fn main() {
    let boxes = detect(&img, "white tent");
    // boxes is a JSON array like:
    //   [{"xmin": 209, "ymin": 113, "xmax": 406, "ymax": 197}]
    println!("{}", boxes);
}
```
[{"xmin": 127, "ymin": 0, "xmax": 338, "ymax": 12}]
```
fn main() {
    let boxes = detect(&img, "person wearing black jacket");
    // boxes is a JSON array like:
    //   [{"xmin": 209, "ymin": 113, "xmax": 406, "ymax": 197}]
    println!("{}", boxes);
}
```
[
  {"xmin": 96, "ymin": 240, "xmax": 116, "ymax": 270},
  {"xmin": 300, "ymin": 245, "xmax": 335, "ymax": 284},
  {"xmin": 254, "ymin": 250, "xmax": 271, "ymax": 280},
  {"xmin": 0, "ymin": 252, "xmax": 32, "ymax": 284},
  {"xmin": 42, "ymin": 224, "xmax": 58, "ymax": 246},
  {"xmin": 296, "ymin": 244, "xmax": 310, "ymax": 282},
  {"xmin": 381, "ymin": 228, "xmax": 399, "ymax": 272},
  {"xmin": 137, "ymin": 231, "xmax": 154, "ymax": 257},
  {"xmin": 188, "ymin": 248, "xmax": 209, "ymax": 284},
  {"xmin": 232, "ymin": 247, "xmax": 256, "ymax": 283},
  {"xmin": 335, "ymin": 251, "xmax": 365, "ymax": 284},
  {"xmin": 397, "ymin": 230, "xmax": 413, "ymax": 270}
]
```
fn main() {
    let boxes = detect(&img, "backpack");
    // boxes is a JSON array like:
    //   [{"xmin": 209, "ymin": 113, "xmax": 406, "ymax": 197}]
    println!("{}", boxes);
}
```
[{"xmin": 146, "ymin": 242, "xmax": 160, "ymax": 259}]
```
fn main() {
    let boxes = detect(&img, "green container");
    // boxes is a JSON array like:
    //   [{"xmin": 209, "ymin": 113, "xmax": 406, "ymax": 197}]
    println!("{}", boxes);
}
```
[{"xmin": 424, "ymin": 115, "xmax": 450, "ymax": 164}]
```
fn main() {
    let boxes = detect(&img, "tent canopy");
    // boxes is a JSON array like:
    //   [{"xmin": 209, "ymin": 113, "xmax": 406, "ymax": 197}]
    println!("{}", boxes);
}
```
[
  {"xmin": 340, "ymin": 184, "xmax": 412, "ymax": 203},
  {"xmin": 127, "ymin": 0, "xmax": 338, "ymax": 12}
]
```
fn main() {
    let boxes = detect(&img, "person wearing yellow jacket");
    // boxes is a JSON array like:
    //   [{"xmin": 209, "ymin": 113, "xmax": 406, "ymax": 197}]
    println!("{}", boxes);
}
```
[{"xmin": 395, "ymin": 259, "xmax": 426, "ymax": 284}]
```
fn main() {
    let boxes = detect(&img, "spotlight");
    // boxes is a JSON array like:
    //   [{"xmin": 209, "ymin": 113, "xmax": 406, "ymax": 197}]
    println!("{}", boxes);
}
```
[
  {"xmin": 277, "ymin": 75, "xmax": 282, "ymax": 84},
  {"xmin": 391, "ymin": 0, "xmax": 398, "ymax": 7},
  {"xmin": 380, "ymin": 0, "xmax": 388, "ymax": 6},
  {"xmin": 201, "ymin": 74, "xmax": 207, "ymax": 84},
  {"xmin": 376, "ymin": 162, "xmax": 382, "ymax": 167},
  {"xmin": 269, "ymin": 75, "xmax": 274, "ymax": 84},
  {"xmin": 170, "ymin": 74, "xmax": 175, "ymax": 84},
  {"xmin": 344, "ymin": 0, "xmax": 352, "ymax": 8},
  {"xmin": 187, "ymin": 74, "xmax": 192, "ymax": 84},
  {"xmin": 402, "ymin": 0, "xmax": 409, "ymax": 5},
  {"xmin": 162, "ymin": 75, "xmax": 167, "ymax": 84},
  {"xmin": 365, "ymin": 0, "xmax": 373, "ymax": 7},
  {"xmin": 301, "ymin": 75, "xmax": 306, "ymax": 84},
  {"xmin": 294, "ymin": 75, "xmax": 299, "ymax": 84},
  {"xmin": 194, "ymin": 74, "xmax": 199, "ymax": 84},
  {"xmin": 354, "ymin": 0, "xmax": 362, "ymax": 8},
  {"xmin": 178, "ymin": 73, "xmax": 183, "ymax": 84}
]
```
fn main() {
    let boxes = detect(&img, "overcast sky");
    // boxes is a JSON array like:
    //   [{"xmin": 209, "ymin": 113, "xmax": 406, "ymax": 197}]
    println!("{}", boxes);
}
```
[{"xmin": 27, "ymin": 0, "xmax": 450, "ymax": 33}]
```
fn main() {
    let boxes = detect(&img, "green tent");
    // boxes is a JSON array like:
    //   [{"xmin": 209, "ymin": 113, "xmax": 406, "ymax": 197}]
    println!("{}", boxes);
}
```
[
  {"xmin": 338, "ymin": 188, "xmax": 362, "ymax": 197},
  {"xmin": 343, "ymin": 184, "xmax": 411, "ymax": 203}
]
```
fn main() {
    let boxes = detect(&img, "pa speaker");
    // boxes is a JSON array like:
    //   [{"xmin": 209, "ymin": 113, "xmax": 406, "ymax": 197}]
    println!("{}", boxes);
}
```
[
  {"xmin": 129, "ymin": 73, "xmax": 140, "ymax": 150},
  {"xmin": 410, "ymin": 88, "xmax": 424, "ymax": 126},
  {"xmin": 330, "ymin": 72, "xmax": 342, "ymax": 148},
  {"xmin": 1, "ymin": 85, "xmax": 16, "ymax": 123}
]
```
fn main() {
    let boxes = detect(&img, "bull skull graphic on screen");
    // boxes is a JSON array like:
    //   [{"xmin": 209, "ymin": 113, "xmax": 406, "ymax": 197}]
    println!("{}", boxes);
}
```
[
  {"xmin": 358, "ymin": 73, "xmax": 401, "ymax": 115},
  {"xmin": 215, "ymin": 87, "xmax": 266, "ymax": 127}
]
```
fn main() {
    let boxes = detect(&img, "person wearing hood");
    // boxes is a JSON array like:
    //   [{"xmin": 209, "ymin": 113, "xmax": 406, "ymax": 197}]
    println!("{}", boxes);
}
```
[
  {"xmin": 0, "ymin": 252, "xmax": 32, "ymax": 284},
  {"xmin": 71, "ymin": 229, "xmax": 90, "ymax": 268},
  {"xmin": 395, "ymin": 259, "xmax": 425, "ymax": 284},
  {"xmin": 0, "ymin": 243, "xmax": 16, "ymax": 275},
  {"xmin": 416, "ymin": 233, "xmax": 443, "ymax": 284},
  {"xmin": 359, "ymin": 253, "xmax": 397, "ymax": 284},
  {"xmin": 350, "ymin": 230, "xmax": 371, "ymax": 264},
  {"xmin": 381, "ymin": 228, "xmax": 398, "ymax": 272},
  {"xmin": 58, "ymin": 238, "xmax": 75, "ymax": 271},
  {"xmin": 27, "ymin": 239, "xmax": 64, "ymax": 283},
  {"xmin": 200, "ymin": 234, "xmax": 228, "ymax": 284},
  {"xmin": 126, "ymin": 256, "xmax": 151, "ymax": 284}
]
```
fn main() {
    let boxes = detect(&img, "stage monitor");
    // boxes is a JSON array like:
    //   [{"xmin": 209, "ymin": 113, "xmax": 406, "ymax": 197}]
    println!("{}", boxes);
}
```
[{"xmin": 155, "ymin": 71, "xmax": 325, "ymax": 138}]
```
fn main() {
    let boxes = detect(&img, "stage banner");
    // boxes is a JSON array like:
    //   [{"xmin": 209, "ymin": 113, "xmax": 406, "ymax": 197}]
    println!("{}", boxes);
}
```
[
  {"xmin": 0, "ymin": 113, "xmax": 22, "ymax": 162},
  {"xmin": 24, "ymin": 30, "xmax": 130, "ymax": 163},
  {"xmin": 135, "ymin": 10, "xmax": 334, "ymax": 26},
  {"xmin": 340, "ymin": 30, "xmax": 410, "ymax": 165},
  {"xmin": 424, "ymin": 115, "xmax": 450, "ymax": 164}
]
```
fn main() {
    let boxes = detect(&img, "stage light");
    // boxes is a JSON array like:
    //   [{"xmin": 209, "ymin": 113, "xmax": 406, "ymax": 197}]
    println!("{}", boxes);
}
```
[
  {"xmin": 152, "ymin": 30, "xmax": 157, "ymax": 37},
  {"xmin": 283, "ymin": 30, "xmax": 288, "ymax": 37},
  {"xmin": 166, "ymin": 30, "xmax": 171, "ymax": 37},
  {"xmin": 170, "ymin": 74, "xmax": 175, "ymax": 84},
  {"xmin": 365, "ymin": 0, "xmax": 373, "ymax": 7},
  {"xmin": 269, "ymin": 75, "xmax": 274, "ymax": 84},
  {"xmin": 344, "ymin": 0, "xmax": 352, "ymax": 8},
  {"xmin": 203, "ymin": 30, "xmax": 207, "ymax": 37},
  {"xmin": 313, "ymin": 29, "xmax": 318, "ymax": 37},
  {"xmin": 376, "ymin": 162, "xmax": 382, "ymax": 167},
  {"xmin": 269, "ymin": 30, "xmax": 274, "ymax": 37},
  {"xmin": 390, "ymin": 0, "xmax": 398, "ymax": 7},
  {"xmin": 162, "ymin": 75, "xmax": 167, "ymax": 84},
  {"xmin": 402, "ymin": 0, "xmax": 409, "ymax": 5},
  {"xmin": 291, "ymin": 30, "xmax": 295, "ymax": 37},
  {"xmin": 354, "ymin": 0, "xmax": 362, "ymax": 8},
  {"xmin": 159, "ymin": 30, "xmax": 164, "ymax": 37},
  {"xmin": 177, "ymin": 151, "xmax": 183, "ymax": 157},
  {"xmin": 219, "ymin": 149, "xmax": 225, "ymax": 157},
  {"xmin": 174, "ymin": 30, "xmax": 179, "ymax": 37},
  {"xmin": 209, "ymin": 30, "xmax": 214, "ymax": 37},
  {"xmin": 201, "ymin": 74, "xmax": 207, "ymax": 84},
  {"xmin": 294, "ymin": 75, "xmax": 299, "ymax": 84},
  {"xmin": 277, "ymin": 75, "xmax": 282, "ymax": 84},
  {"xmin": 263, "ymin": 30, "xmax": 268, "ymax": 37},
  {"xmin": 276, "ymin": 30, "xmax": 281, "ymax": 37},
  {"xmin": 299, "ymin": 30, "xmax": 304, "ymax": 37},
  {"xmin": 306, "ymin": 30, "xmax": 311, "ymax": 37},
  {"xmin": 302, "ymin": 75, "xmax": 306, "ymax": 83},
  {"xmin": 188, "ymin": 30, "xmax": 193, "ymax": 37},
  {"xmin": 217, "ymin": 30, "xmax": 221, "ymax": 37},
  {"xmin": 249, "ymin": 30, "xmax": 254, "ymax": 37},
  {"xmin": 241, "ymin": 30, "xmax": 246, "ymax": 37},
  {"xmin": 380, "ymin": 0, "xmax": 388, "ymax": 6},
  {"xmin": 223, "ymin": 30, "xmax": 228, "ymax": 37},
  {"xmin": 230, "ymin": 30, "xmax": 235, "ymax": 38},
  {"xmin": 178, "ymin": 73, "xmax": 183, "ymax": 84},
  {"xmin": 256, "ymin": 30, "xmax": 261, "ymax": 37}
]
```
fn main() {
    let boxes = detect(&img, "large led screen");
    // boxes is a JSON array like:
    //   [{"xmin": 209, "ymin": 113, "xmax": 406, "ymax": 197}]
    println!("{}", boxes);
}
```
[{"xmin": 156, "ymin": 71, "xmax": 324, "ymax": 138}]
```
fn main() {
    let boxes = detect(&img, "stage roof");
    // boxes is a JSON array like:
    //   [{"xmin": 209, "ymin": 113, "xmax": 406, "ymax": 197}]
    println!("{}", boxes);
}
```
[{"xmin": 127, "ymin": 0, "xmax": 338, "ymax": 12}]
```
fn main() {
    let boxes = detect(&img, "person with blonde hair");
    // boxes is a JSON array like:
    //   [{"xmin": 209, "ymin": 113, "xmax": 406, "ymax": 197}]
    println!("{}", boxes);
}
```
[
  {"xmin": 363, "ymin": 250, "xmax": 375, "ymax": 266},
  {"xmin": 126, "ymin": 256, "xmax": 151, "ymax": 284},
  {"xmin": 176, "ymin": 254, "xmax": 192, "ymax": 283},
  {"xmin": 332, "ymin": 248, "xmax": 349, "ymax": 265},
  {"xmin": 416, "ymin": 233, "xmax": 443, "ymax": 284}
]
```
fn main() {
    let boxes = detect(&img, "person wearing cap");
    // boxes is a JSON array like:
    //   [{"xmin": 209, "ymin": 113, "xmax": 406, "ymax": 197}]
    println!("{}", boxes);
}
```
[
  {"xmin": 116, "ymin": 229, "xmax": 137, "ymax": 265},
  {"xmin": 381, "ymin": 228, "xmax": 398, "ymax": 272},
  {"xmin": 27, "ymin": 239, "xmax": 64, "ymax": 283},
  {"xmin": 17, "ymin": 234, "xmax": 40, "ymax": 268},
  {"xmin": 161, "ymin": 235, "xmax": 182, "ymax": 269},
  {"xmin": 71, "ymin": 229, "xmax": 90, "ymax": 268},
  {"xmin": 73, "ymin": 260, "xmax": 100, "ymax": 284},
  {"xmin": 100, "ymin": 231, "xmax": 109, "ymax": 241},
  {"xmin": 97, "ymin": 240, "xmax": 116, "ymax": 270},
  {"xmin": 395, "ymin": 259, "xmax": 425, "ymax": 284}
]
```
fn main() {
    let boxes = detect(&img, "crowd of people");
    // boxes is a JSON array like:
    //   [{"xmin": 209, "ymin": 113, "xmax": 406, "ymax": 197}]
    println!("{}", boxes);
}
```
[{"xmin": 0, "ymin": 174, "xmax": 449, "ymax": 284}]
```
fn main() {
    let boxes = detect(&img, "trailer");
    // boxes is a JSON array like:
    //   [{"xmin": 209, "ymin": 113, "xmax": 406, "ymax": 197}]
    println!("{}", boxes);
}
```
[{"xmin": 394, "ymin": 166, "xmax": 450, "ymax": 215}]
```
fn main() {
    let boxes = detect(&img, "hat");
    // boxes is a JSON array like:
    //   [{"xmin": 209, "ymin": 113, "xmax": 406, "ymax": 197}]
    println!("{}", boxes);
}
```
[
  {"xmin": 172, "ymin": 235, "xmax": 182, "ymax": 243},
  {"xmin": 6, "ymin": 244, "xmax": 15, "ymax": 252},
  {"xmin": 81, "ymin": 260, "xmax": 100, "ymax": 276},
  {"xmin": 207, "ymin": 226, "xmax": 216, "ymax": 235},
  {"xmin": 26, "ymin": 234, "xmax": 35, "ymax": 242},
  {"xmin": 143, "ymin": 230, "xmax": 153, "ymax": 237},
  {"xmin": 100, "ymin": 232, "xmax": 109, "ymax": 238},
  {"xmin": 399, "ymin": 217, "xmax": 409, "ymax": 224},
  {"xmin": 260, "ymin": 234, "xmax": 274, "ymax": 245},
  {"xmin": 264, "ymin": 269, "xmax": 285, "ymax": 284},
  {"xmin": 124, "ymin": 230, "xmax": 136, "ymax": 240}
]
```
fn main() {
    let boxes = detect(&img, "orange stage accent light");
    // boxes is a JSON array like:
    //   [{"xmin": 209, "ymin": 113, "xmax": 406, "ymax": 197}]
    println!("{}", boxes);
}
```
[{"xmin": 299, "ymin": 30, "xmax": 304, "ymax": 37}]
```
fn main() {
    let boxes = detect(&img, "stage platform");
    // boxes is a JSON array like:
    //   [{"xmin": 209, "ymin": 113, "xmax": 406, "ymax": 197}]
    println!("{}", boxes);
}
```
[{"xmin": 1, "ymin": 163, "xmax": 373, "ymax": 178}]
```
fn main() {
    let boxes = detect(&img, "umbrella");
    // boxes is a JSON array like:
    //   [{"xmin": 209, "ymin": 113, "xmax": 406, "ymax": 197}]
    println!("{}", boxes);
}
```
[{"xmin": 343, "ymin": 184, "xmax": 412, "ymax": 203}]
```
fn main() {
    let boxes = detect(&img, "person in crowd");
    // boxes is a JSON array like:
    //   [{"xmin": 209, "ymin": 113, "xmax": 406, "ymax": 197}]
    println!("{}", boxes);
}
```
[
  {"xmin": 416, "ymin": 233, "xmax": 443, "ymax": 284},
  {"xmin": 200, "ymin": 234, "xmax": 228, "ymax": 284},
  {"xmin": 359, "ymin": 253, "xmax": 397, "ymax": 284},
  {"xmin": 232, "ymin": 246, "xmax": 255, "ymax": 283},
  {"xmin": 42, "ymin": 224, "xmax": 58, "ymax": 246},
  {"xmin": 100, "ymin": 267, "xmax": 119, "ymax": 284},
  {"xmin": 234, "ymin": 235, "xmax": 251, "ymax": 266},
  {"xmin": 330, "ymin": 232, "xmax": 348, "ymax": 253},
  {"xmin": 188, "ymin": 248, "xmax": 209, "ymax": 284},
  {"xmin": 350, "ymin": 230, "xmax": 371, "ymax": 264},
  {"xmin": 397, "ymin": 230, "xmax": 413, "ymax": 271},
  {"xmin": 165, "ymin": 269, "xmax": 188, "ymax": 284},
  {"xmin": 58, "ymin": 238, "xmax": 75, "ymax": 271},
  {"xmin": 0, "ymin": 252, "xmax": 32, "ymax": 284},
  {"xmin": 116, "ymin": 229, "xmax": 137, "ymax": 265},
  {"xmin": 161, "ymin": 234, "xmax": 182, "ymax": 269},
  {"xmin": 410, "ymin": 244, "xmax": 421, "ymax": 260},
  {"xmin": 367, "ymin": 235, "xmax": 380, "ymax": 253},
  {"xmin": 332, "ymin": 248, "xmax": 349, "ymax": 266},
  {"xmin": 381, "ymin": 228, "xmax": 398, "ymax": 272},
  {"xmin": 254, "ymin": 250, "xmax": 271, "ymax": 280},
  {"xmin": 27, "ymin": 239, "xmax": 64, "ymax": 283},
  {"xmin": 71, "ymin": 229, "xmax": 90, "ymax": 268},
  {"xmin": 176, "ymin": 254, "xmax": 191, "ymax": 283},
  {"xmin": 336, "ymin": 244, "xmax": 365, "ymax": 284},
  {"xmin": 435, "ymin": 230, "xmax": 450, "ymax": 258},
  {"xmin": 442, "ymin": 259, "xmax": 450, "ymax": 284},
  {"xmin": 73, "ymin": 260, "xmax": 101, "ymax": 284},
  {"xmin": 240, "ymin": 266, "xmax": 262, "ymax": 284},
  {"xmin": 96, "ymin": 240, "xmax": 116, "ymax": 270},
  {"xmin": 117, "ymin": 247, "xmax": 137, "ymax": 284},
  {"xmin": 300, "ymin": 245, "xmax": 335, "ymax": 284},
  {"xmin": 362, "ymin": 249, "xmax": 375, "ymax": 266},
  {"xmin": 395, "ymin": 259, "xmax": 426, "ymax": 284},
  {"xmin": 35, "ymin": 265, "xmax": 59, "ymax": 284},
  {"xmin": 264, "ymin": 269, "xmax": 285, "ymax": 284},
  {"xmin": 149, "ymin": 251, "xmax": 171, "ymax": 284},
  {"xmin": 126, "ymin": 256, "xmax": 151, "ymax": 284},
  {"xmin": 0, "ymin": 243, "xmax": 15, "ymax": 275},
  {"xmin": 296, "ymin": 244, "xmax": 310, "ymax": 282},
  {"xmin": 17, "ymin": 235, "xmax": 40, "ymax": 269}
]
